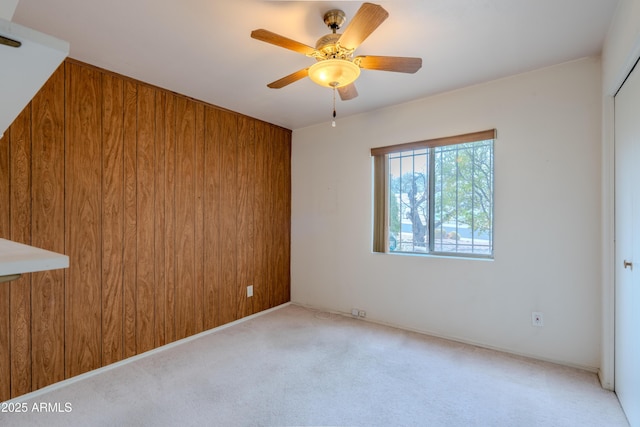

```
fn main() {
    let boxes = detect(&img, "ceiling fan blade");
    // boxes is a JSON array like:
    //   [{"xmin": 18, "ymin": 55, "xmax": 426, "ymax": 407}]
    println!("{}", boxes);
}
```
[
  {"xmin": 356, "ymin": 56, "xmax": 422, "ymax": 73},
  {"xmin": 338, "ymin": 3, "xmax": 389, "ymax": 50},
  {"xmin": 251, "ymin": 29, "xmax": 316, "ymax": 55},
  {"xmin": 267, "ymin": 68, "xmax": 310, "ymax": 89},
  {"xmin": 338, "ymin": 83, "xmax": 358, "ymax": 101}
]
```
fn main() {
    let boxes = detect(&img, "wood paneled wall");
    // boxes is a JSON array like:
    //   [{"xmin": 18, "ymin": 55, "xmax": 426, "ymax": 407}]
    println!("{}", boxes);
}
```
[{"xmin": 0, "ymin": 59, "xmax": 291, "ymax": 400}]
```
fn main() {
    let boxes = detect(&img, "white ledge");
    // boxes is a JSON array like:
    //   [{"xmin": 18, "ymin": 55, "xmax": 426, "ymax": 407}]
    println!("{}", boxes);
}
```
[{"xmin": 0, "ymin": 238, "xmax": 69, "ymax": 277}]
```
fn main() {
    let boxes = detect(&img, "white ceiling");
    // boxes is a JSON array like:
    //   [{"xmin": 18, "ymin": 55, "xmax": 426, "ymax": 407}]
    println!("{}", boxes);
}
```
[{"xmin": 12, "ymin": 0, "xmax": 618, "ymax": 130}]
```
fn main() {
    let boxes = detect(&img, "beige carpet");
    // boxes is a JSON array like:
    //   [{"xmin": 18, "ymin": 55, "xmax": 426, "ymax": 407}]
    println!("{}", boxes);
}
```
[{"xmin": 0, "ymin": 304, "xmax": 629, "ymax": 426}]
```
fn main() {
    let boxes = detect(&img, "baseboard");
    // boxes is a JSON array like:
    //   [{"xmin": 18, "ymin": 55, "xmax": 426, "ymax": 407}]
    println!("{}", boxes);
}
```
[
  {"xmin": 3, "ymin": 302, "xmax": 291, "ymax": 404},
  {"xmin": 598, "ymin": 368, "xmax": 615, "ymax": 391},
  {"xmin": 292, "ymin": 301, "xmax": 600, "ymax": 374}
]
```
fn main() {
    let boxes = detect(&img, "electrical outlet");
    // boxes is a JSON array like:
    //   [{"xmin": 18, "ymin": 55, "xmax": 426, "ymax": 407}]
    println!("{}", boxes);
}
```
[
  {"xmin": 247, "ymin": 285, "xmax": 253, "ymax": 298},
  {"xmin": 532, "ymin": 311, "xmax": 544, "ymax": 327},
  {"xmin": 351, "ymin": 308, "xmax": 359, "ymax": 317},
  {"xmin": 358, "ymin": 310, "xmax": 366, "ymax": 318}
]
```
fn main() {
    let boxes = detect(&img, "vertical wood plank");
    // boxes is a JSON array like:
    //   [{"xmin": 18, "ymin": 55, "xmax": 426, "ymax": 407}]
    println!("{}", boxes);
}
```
[
  {"xmin": 64, "ymin": 62, "xmax": 102, "ymax": 378},
  {"xmin": 31, "ymin": 64, "xmax": 65, "ymax": 389},
  {"xmin": 122, "ymin": 81, "xmax": 137, "ymax": 358},
  {"xmin": 275, "ymin": 126, "xmax": 291, "ymax": 305},
  {"xmin": 154, "ymin": 91, "xmax": 167, "ymax": 347},
  {"xmin": 175, "ymin": 97, "xmax": 196, "ymax": 340},
  {"xmin": 283, "ymin": 128, "xmax": 292, "ymax": 304},
  {"xmin": 9, "ymin": 105, "xmax": 32, "ymax": 397},
  {"xmin": 237, "ymin": 117, "xmax": 255, "ymax": 317},
  {"xmin": 194, "ymin": 103, "xmax": 205, "ymax": 334},
  {"xmin": 136, "ymin": 85, "xmax": 156, "ymax": 353},
  {"xmin": 0, "ymin": 131, "xmax": 10, "ymax": 401},
  {"xmin": 204, "ymin": 107, "xmax": 222, "ymax": 330},
  {"xmin": 267, "ymin": 125, "xmax": 291, "ymax": 307},
  {"xmin": 252, "ymin": 121, "xmax": 269, "ymax": 313},
  {"xmin": 164, "ymin": 94, "xmax": 177, "ymax": 344},
  {"xmin": 272, "ymin": 126, "xmax": 286, "ymax": 306},
  {"xmin": 101, "ymin": 73, "xmax": 125, "ymax": 366},
  {"xmin": 264, "ymin": 125, "xmax": 276, "ymax": 309},
  {"xmin": 271, "ymin": 126, "xmax": 280, "ymax": 308},
  {"xmin": 268, "ymin": 125, "xmax": 279, "ymax": 307},
  {"xmin": 219, "ymin": 110, "xmax": 238, "ymax": 325}
]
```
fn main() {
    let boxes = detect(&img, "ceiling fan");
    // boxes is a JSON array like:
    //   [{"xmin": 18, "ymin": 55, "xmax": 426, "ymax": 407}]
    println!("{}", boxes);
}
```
[{"xmin": 251, "ymin": 2, "xmax": 422, "ymax": 102}]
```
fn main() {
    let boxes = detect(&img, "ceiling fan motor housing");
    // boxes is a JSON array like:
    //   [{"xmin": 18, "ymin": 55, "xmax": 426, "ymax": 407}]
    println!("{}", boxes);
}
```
[
  {"xmin": 316, "ymin": 9, "xmax": 354, "ymax": 60},
  {"xmin": 310, "ymin": 9, "xmax": 358, "ymax": 88},
  {"xmin": 315, "ymin": 33, "xmax": 352, "ymax": 60}
]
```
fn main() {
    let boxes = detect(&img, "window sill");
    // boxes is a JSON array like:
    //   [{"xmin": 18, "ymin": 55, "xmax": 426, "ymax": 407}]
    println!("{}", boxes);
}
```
[{"xmin": 379, "ymin": 251, "xmax": 494, "ymax": 261}]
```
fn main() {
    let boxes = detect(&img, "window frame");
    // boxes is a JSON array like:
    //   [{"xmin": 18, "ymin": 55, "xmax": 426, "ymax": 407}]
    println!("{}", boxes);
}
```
[{"xmin": 372, "ymin": 129, "xmax": 496, "ymax": 258}]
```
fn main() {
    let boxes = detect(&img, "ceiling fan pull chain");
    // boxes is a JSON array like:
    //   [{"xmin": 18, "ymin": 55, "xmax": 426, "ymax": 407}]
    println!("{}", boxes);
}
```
[{"xmin": 332, "ymin": 86, "xmax": 337, "ymax": 127}]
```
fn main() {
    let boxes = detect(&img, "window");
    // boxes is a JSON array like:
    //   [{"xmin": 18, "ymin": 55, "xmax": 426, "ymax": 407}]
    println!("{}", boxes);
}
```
[{"xmin": 372, "ymin": 130, "xmax": 495, "ymax": 258}]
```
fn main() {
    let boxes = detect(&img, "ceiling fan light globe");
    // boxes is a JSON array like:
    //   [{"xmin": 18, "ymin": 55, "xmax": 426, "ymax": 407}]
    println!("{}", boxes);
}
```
[{"xmin": 308, "ymin": 59, "xmax": 360, "ymax": 88}]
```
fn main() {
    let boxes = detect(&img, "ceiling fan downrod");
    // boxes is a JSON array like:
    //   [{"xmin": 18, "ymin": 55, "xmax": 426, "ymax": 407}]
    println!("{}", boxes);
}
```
[{"xmin": 324, "ymin": 9, "xmax": 346, "ymax": 33}]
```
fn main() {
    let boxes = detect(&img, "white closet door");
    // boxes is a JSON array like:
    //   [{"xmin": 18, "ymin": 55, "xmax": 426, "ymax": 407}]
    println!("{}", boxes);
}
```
[{"xmin": 615, "ymin": 61, "xmax": 640, "ymax": 427}]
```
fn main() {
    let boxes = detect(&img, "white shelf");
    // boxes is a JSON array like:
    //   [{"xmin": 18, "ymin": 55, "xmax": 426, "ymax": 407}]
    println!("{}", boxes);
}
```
[{"xmin": 0, "ymin": 238, "xmax": 69, "ymax": 277}]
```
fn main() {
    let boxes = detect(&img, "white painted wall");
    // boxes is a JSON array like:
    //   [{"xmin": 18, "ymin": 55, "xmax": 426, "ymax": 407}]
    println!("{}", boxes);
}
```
[
  {"xmin": 600, "ymin": 0, "xmax": 640, "ymax": 390},
  {"xmin": 0, "ymin": 0, "xmax": 19, "ymax": 20},
  {"xmin": 291, "ymin": 57, "xmax": 602, "ymax": 370}
]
